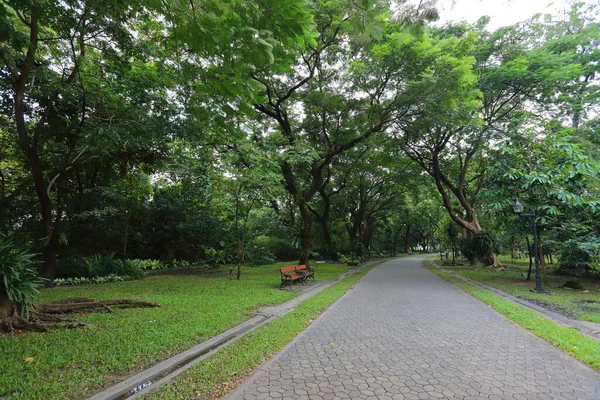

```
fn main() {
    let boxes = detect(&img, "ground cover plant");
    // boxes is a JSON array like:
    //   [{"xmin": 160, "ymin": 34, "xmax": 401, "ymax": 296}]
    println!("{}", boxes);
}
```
[
  {"xmin": 146, "ymin": 262, "xmax": 382, "ymax": 399},
  {"xmin": 425, "ymin": 259, "xmax": 600, "ymax": 371},
  {"xmin": 0, "ymin": 262, "xmax": 347, "ymax": 399},
  {"xmin": 434, "ymin": 255, "xmax": 600, "ymax": 324}
]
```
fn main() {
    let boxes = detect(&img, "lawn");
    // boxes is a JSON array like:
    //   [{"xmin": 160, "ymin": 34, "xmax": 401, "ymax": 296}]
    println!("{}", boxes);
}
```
[
  {"xmin": 0, "ymin": 262, "xmax": 349, "ymax": 400},
  {"xmin": 434, "ymin": 255, "xmax": 600, "ymax": 324}
]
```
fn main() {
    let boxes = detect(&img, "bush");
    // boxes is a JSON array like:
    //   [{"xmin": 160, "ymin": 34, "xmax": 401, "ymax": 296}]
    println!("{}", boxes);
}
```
[
  {"xmin": 115, "ymin": 259, "xmax": 145, "ymax": 279},
  {"xmin": 55, "ymin": 258, "xmax": 88, "ymax": 278},
  {"xmin": 127, "ymin": 259, "xmax": 164, "ymax": 271},
  {"xmin": 0, "ymin": 237, "xmax": 44, "ymax": 315},
  {"xmin": 79, "ymin": 254, "xmax": 144, "ymax": 279},
  {"xmin": 54, "ymin": 274, "xmax": 133, "ymax": 286},
  {"xmin": 339, "ymin": 255, "xmax": 358, "ymax": 266},
  {"xmin": 556, "ymin": 240, "xmax": 597, "ymax": 276},
  {"xmin": 252, "ymin": 236, "xmax": 298, "ymax": 261},
  {"xmin": 243, "ymin": 243, "xmax": 276, "ymax": 266},
  {"xmin": 168, "ymin": 259, "xmax": 195, "ymax": 269}
]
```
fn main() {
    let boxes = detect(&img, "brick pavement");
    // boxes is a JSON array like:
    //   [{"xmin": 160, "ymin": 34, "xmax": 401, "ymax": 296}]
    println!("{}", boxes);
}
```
[{"xmin": 228, "ymin": 255, "xmax": 600, "ymax": 400}]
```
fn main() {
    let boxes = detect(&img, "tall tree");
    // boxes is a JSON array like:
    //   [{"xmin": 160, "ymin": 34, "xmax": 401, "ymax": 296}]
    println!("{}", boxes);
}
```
[
  {"xmin": 0, "ymin": 0, "xmax": 180, "ymax": 281},
  {"xmin": 396, "ymin": 17, "xmax": 589, "ymax": 266}
]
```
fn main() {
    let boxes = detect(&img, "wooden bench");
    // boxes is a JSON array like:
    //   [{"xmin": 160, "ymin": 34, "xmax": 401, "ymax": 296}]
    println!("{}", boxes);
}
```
[
  {"xmin": 295, "ymin": 264, "xmax": 314, "ymax": 281},
  {"xmin": 279, "ymin": 265, "xmax": 316, "ymax": 289},
  {"xmin": 280, "ymin": 266, "xmax": 305, "ymax": 289}
]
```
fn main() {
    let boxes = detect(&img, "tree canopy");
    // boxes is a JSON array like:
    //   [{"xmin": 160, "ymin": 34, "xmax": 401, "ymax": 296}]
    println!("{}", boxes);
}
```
[{"xmin": 1, "ymin": 0, "xmax": 599, "ymax": 296}]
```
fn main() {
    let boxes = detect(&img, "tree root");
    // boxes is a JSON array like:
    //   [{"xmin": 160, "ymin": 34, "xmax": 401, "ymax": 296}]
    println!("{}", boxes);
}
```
[
  {"xmin": 36, "ymin": 297, "xmax": 160, "ymax": 314},
  {"xmin": 0, "ymin": 297, "xmax": 160, "ymax": 333}
]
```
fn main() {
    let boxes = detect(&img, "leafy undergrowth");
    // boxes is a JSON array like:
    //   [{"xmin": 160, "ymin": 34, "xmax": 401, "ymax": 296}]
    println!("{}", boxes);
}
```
[
  {"xmin": 426, "ymin": 260, "xmax": 600, "ymax": 371},
  {"xmin": 434, "ymin": 256, "xmax": 600, "ymax": 324},
  {"xmin": 0, "ymin": 262, "xmax": 348, "ymax": 400},
  {"xmin": 146, "ymin": 263, "xmax": 381, "ymax": 400}
]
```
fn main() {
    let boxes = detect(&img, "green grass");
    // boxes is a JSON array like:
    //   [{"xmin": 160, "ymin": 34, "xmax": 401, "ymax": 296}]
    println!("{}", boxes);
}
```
[
  {"xmin": 0, "ymin": 262, "xmax": 348, "ymax": 400},
  {"xmin": 147, "ymin": 262, "xmax": 381, "ymax": 400},
  {"xmin": 425, "ymin": 259, "xmax": 600, "ymax": 371},
  {"xmin": 434, "ymin": 256, "xmax": 600, "ymax": 324}
]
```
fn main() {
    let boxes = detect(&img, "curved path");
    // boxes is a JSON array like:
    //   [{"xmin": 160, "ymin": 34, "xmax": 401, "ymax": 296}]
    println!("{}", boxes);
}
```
[{"xmin": 228, "ymin": 255, "xmax": 600, "ymax": 400}]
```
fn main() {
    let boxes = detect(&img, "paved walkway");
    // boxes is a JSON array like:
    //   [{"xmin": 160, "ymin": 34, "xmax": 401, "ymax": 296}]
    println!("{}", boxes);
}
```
[{"xmin": 228, "ymin": 256, "xmax": 600, "ymax": 400}]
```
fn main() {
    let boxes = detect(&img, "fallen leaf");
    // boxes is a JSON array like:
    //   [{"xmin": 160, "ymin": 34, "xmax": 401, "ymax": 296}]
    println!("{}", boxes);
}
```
[{"xmin": 24, "ymin": 357, "xmax": 34, "ymax": 363}]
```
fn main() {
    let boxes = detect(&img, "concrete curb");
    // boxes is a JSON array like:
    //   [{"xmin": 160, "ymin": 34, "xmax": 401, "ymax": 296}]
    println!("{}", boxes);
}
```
[
  {"xmin": 428, "ymin": 258, "xmax": 600, "ymax": 343},
  {"xmin": 87, "ymin": 259, "xmax": 386, "ymax": 400}
]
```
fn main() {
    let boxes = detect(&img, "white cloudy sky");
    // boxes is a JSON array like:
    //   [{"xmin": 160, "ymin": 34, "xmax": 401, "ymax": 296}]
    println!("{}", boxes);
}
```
[{"xmin": 436, "ymin": 0, "xmax": 592, "ymax": 30}]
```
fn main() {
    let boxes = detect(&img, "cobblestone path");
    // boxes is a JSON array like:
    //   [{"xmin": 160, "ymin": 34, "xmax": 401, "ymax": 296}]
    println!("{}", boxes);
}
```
[{"xmin": 228, "ymin": 255, "xmax": 600, "ymax": 400}]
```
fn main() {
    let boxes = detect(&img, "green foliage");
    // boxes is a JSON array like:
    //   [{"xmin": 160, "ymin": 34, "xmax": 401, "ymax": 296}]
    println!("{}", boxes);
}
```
[
  {"xmin": 128, "ymin": 259, "xmax": 164, "ymax": 271},
  {"xmin": 55, "ymin": 258, "xmax": 88, "ymax": 279},
  {"xmin": 243, "ymin": 243, "xmax": 276, "ymax": 266},
  {"xmin": 79, "ymin": 254, "xmax": 145, "ymax": 279},
  {"xmin": 0, "ymin": 237, "xmax": 44, "ymax": 316},
  {"xmin": 252, "ymin": 236, "xmax": 299, "ymax": 262},
  {"xmin": 339, "ymin": 255, "xmax": 359, "ymax": 265},
  {"xmin": 204, "ymin": 247, "xmax": 226, "ymax": 266},
  {"xmin": 54, "ymin": 274, "xmax": 133, "ymax": 287},
  {"xmin": 556, "ymin": 239, "xmax": 599, "ymax": 276}
]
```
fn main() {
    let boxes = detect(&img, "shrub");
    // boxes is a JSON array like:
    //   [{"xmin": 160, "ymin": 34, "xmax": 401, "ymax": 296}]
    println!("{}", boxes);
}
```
[
  {"xmin": 115, "ymin": 259, "xmax": 145, "ymax": 279},
  {"xmin": 243, "ymin": 243, "xmax": 276, "ymax": 266},
  {"xmin": 54, "ymin": 274, "xmax": 133, "ymax": 286},
  {"xmin": 55, "ymin": 258, "xmax": 88, "ymax": 278},
  {"xmin": 79, "ymin": 254, "xmax": 144, "ymax": 279},
  {"xmin": 0, "ymin": 237, "xmax": 44, "ymax": 316},
  {"xmin": 127, "ymin": 259, "xmax": 164, "ymax": 271},
  {"xmin": 168, "ymin": 259, "xmax": 195, "ymax": 269},
  {"xmin": 339, "ymin": 255, "xmax": 358, "ymax": 266},
  {"xmin": 252, "ymin": 236, "xmax": 298, "ymax": 261},
  {"xmin": 556, "ymin": 240, "xmax": 597, "ymax": 276}
]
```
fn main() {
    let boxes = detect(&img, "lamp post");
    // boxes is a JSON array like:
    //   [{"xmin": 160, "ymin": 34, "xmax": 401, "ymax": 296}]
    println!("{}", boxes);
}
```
[
  {"xmin": 512, "ymin": 200, "xmax": 545, "ymax": 293},
  {"xmin": 447, "ymin": 222, "xmax": 458, "ymax": 266}
]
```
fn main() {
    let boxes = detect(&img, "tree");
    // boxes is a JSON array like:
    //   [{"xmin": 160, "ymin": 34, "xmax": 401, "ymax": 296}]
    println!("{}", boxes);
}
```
[
  {"xmin": 249, "ymin": 0, "xmax": 470, "ymax": 265},
  {"xmin": 396, "ymin": 16, "xmax": 589, "ymax": 266},
  {"xmin": 0, "ymin": 0, "xmax": 178, "ymax": 281},
  {"xmin": 482, "ymin": 123, "xmax": 599, "ymax": 275}
]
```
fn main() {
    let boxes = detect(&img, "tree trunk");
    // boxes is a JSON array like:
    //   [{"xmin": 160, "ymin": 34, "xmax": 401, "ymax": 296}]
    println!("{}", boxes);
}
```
[
  {"xmin": 298, "ymin": 201, "xmax": 312, "ymax": 266},
  {"xmin": 0, "ymin": 290, "xmax": 15, "ymax": 320},
  {"xmin": 488, "ymin": 253, "xmax": 501, "ymax": 267},
  {"xmin": 319, "ymin": 217, "xmax": 338, "ymax": 261},
  {"xmin": 526, "ymin": 236, "xmax": 533, "ymax": 281},
  {"xmin": 537, "ymin": 231, "xmax": 548, "ymax": 285}
]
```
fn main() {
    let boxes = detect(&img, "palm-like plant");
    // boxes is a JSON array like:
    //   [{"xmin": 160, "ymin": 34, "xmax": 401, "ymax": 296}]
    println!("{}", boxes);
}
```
[{"xmin": 0, "ymin": 236, "xmax": 45, "ymax": 317}]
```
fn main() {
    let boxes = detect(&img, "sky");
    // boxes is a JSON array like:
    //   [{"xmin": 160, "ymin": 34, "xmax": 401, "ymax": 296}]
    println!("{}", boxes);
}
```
[{"xmin": 436, "ymin": 0, "xmax": 586, "ymax": 30}]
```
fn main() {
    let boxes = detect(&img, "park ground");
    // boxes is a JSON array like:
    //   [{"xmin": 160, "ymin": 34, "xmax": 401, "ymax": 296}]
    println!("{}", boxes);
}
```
[
  {"xmin": 0, "ymin": 262, "xmax": 352, "ymax": 399},
  {"xmin": 3, "ymin": 255, "xmax": 600, "ymax": 399}
]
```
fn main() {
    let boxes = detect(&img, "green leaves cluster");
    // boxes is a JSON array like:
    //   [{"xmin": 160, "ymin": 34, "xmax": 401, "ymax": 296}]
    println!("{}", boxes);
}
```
[{"xmin": 0, "ymin": 237, "xmax": 44, "ymax": 316}]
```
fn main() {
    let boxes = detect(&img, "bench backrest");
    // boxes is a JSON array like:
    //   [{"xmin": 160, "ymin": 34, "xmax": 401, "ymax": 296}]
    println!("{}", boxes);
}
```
[
  {"xmin": 280, "ymin": 266, "xmax": 297, "ymax": 274},
  {"xmin": 295, "ymin": 265, "xmax": 308, "ymax": 271}
]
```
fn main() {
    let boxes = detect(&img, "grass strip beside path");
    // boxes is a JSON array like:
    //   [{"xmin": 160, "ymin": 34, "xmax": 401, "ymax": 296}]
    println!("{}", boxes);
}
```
[
  {"xmin": 425, "ymin": 259, "xmax": 600, "ymax": 371},
  {"xmin": 147, "ymin": 262, "xmax": 382, "ymax": 399}
]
